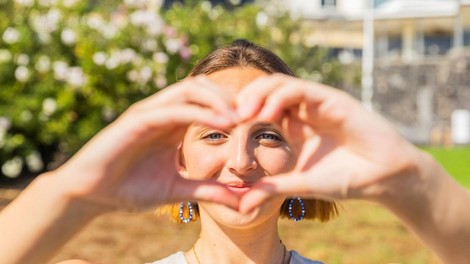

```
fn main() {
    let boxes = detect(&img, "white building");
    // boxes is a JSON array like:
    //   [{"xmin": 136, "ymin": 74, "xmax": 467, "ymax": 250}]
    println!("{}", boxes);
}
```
[{"xmin": 268, "ymin": 0, "xmax": 470, "ymax": 61}]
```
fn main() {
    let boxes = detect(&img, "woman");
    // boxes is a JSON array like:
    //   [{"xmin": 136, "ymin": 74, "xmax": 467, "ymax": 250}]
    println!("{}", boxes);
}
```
[
  {"xmin": 152, "ymin": 39, "xmax": 337, "ymax": 263},
  {"xmin": 0, "ymin": 40, "xmax": 469, "ymax": 264}
]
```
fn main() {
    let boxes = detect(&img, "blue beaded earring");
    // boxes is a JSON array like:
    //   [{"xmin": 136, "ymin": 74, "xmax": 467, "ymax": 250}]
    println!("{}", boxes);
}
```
[
  {"xmin": 288, "ymin": 196, "xmax": 305, "ymax": 222},
  {"xmin": 179, "ymin": 202, "xmax": 194, "ymax": 224}
]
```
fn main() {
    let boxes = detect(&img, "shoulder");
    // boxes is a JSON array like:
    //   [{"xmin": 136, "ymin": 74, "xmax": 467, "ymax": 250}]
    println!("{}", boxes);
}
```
[
  {"xmin": 145, "ymin": 251, "xmax": 187, "ymax": 264},
  {"xmin": 290, "ymin": 250, "xmax": 324, "ymax": 264}
]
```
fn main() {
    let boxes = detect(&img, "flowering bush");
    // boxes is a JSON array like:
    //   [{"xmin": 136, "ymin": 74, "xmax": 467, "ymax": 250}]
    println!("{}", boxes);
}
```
[{"xmin": 0, "ymin": 0, "xmax": 346, "ymax": 179}]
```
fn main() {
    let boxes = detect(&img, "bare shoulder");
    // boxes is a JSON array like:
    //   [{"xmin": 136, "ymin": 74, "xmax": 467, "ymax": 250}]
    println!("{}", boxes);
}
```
[{"xmin": 55, "ymin": 260, "xmax": 96, "ymax": 264}]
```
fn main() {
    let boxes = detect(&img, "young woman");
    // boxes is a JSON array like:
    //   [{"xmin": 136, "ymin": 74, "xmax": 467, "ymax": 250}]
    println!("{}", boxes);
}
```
[{"xmin": 0, "ymin": 40, "xmax": 469, "ymax": 264}]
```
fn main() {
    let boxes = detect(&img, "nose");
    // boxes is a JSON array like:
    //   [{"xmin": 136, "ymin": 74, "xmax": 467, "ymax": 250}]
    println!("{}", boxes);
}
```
[{"xmin": 226, "ymin": 138, "xmax": 257, "ymax": 175}]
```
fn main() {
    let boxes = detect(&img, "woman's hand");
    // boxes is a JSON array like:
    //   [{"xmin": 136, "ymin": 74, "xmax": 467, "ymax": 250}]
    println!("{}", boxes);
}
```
[
  {"xmin": 54, "ymin": 76, "xmax": 241, "ymax": 212},
  {"xmin": 237, "ymin": 74, "xmax": 424, "ymax": 211},
  {"xmin": 237, "ymin": 74, "xmax": 470, "ymax": 264}
]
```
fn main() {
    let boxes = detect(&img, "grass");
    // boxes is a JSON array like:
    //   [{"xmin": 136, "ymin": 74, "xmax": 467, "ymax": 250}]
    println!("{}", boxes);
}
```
[{"xmin": 422, "ymin": 147, "xmax": 470, "ymax": 188}]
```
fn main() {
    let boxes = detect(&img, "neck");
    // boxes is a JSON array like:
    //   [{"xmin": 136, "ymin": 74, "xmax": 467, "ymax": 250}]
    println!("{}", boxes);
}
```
[{"xmin": 187, "ymin": 212, "xmax": 286, "ymax": 264}]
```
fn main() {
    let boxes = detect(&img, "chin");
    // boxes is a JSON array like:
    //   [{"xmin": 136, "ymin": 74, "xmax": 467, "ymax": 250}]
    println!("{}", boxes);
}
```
[{"xmin": 199, "ymin": 200, "xmax": 282, "ymax": 228}]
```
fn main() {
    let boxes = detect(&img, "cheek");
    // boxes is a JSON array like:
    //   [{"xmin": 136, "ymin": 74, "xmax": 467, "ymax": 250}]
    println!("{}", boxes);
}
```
[
  {"xmin": 256, "ymin": 148, "xmax": 296, "ymax": 175},
  {"xmin": 184, "ymin": 146, "xmax": 225, "ymax": 180}
]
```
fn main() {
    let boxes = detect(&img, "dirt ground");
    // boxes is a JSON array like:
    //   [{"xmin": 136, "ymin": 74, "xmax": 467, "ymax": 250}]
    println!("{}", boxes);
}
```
[{"xmin": 0, "ymin": 179, "xmax": 440, "ymax": 264}]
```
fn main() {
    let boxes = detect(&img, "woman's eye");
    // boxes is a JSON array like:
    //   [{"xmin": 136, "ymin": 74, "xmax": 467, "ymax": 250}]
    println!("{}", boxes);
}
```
[
  {"xmin": 203, "ymin": 133, "xmax": 226, "ymax": 142},
  {"xmin": 256, "ymin": 133, "xmax": 281, "ymax": 141}
]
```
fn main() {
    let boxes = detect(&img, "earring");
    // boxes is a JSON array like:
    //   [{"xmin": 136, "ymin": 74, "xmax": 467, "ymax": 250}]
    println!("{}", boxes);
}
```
[
  {"xmin": 288, "ymin": 196, "xmax": 305, "ymax": 222},
  {"xmin": 179, "ymin": 202, "xmax": 194, "ymax": 224}
]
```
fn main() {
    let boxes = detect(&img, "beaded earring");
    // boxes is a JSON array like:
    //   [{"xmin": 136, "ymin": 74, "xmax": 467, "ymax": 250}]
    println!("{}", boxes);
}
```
[
  {"xmin": 179, "ymin": 202, "xmax": 194, "ymax": 223},
  {"xmin": 288, "ymin": 196, "xmax": 305, "ymax": 222}
]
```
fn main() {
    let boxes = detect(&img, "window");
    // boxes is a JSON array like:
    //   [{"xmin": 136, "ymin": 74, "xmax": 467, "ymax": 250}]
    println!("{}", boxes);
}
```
[
  {"xmin": 374, "ymin": 0, "xmax": 388, "ymax": 8},
  {"xmin": 321, "ymin": 0, "xmax": 336, "ymax": 8},
  {"xmin": 424, "ymin": 34, "xmax": 451, "ymax": 56}
]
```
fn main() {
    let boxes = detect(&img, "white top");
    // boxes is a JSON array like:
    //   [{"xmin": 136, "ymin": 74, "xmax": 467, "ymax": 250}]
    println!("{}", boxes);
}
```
[{"xmin": 147, "ymin": 250, "xmax": 323, "ymax": 264}]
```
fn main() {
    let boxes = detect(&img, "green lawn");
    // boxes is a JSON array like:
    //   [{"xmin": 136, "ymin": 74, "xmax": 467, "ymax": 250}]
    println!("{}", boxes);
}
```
[{"xmin": 422, "ymin": 147, "xmax": 470, "ymax": 188}]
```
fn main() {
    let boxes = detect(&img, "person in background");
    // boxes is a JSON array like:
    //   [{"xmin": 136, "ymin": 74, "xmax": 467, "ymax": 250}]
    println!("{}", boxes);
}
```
[{"xmin": 0, "ymin": 40, "xmax": 469, "ymax": 264}]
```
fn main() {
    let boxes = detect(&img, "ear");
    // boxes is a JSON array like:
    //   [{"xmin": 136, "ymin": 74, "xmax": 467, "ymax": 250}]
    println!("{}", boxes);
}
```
[{"xmin": 176, "ymin": 141, "xmax": 189, "ymax": 178}]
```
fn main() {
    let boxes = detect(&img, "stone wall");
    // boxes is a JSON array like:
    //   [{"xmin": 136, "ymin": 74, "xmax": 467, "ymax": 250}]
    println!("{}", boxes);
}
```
[{"xmin": 373, "ymin": 49, "xmax": 470, "ymax": 145}]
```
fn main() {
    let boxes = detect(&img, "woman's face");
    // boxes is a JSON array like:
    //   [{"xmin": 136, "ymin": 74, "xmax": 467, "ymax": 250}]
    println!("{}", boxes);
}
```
[{"xmin": 180, "ymin": 67, "xmax": 297, "ymax": 228}]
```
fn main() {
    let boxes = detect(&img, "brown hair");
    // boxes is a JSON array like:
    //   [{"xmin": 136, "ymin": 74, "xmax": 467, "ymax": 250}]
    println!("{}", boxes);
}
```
[{"xmin": 157, "ymin": 39, "xmax": 337, "ymax": 223}]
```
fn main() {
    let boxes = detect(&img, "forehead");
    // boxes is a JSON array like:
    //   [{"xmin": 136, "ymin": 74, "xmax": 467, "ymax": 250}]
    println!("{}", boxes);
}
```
[{"xmin": 206, "ymin": 67, "xmax": 269, "ymax": 94}]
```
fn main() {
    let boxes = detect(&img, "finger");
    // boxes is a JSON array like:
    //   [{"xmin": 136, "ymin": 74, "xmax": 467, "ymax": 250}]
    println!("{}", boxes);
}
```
[
  {"xmin": 239, "ymin": 172, "xmax": 343, "ymax": 214},
  {"xmin": 135, "ymin": 105, "xmax": 236, "ymax": 131},
  {"xmin": 139, "ymin": 77, "xmax": 239, "ymax": 122},
  {"xmin": 256, "ymin": 79, "xmax": 343, "ymax": 122},
  {"xmin": 174, "ymin": 179, "xmax": 240, "ymax": 210},
  {"xmin": 236, "ymin": 74, "xmax": 288, "ymax": 120}
]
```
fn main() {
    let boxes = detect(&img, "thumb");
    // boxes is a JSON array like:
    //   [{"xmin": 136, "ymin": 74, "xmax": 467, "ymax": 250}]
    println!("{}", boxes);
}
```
[
  {"xmin": 174, "ymin": 179, "xmax": 241, "ymax": 210},
  {"xmin": 239, "ymin": 171, "xmax": 341, "ymax": 214}
]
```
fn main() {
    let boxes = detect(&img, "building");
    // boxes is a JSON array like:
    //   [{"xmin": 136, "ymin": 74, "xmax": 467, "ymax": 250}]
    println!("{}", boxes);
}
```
[{"xmin": 267, "ymin": 0, "xmax": 470, "ymax": 145}]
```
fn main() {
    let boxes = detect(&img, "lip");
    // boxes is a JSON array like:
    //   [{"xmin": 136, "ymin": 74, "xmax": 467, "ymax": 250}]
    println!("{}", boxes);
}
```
[{"xmin": 225, "ymin": 183, "xmax": 253, "ymax": 195}]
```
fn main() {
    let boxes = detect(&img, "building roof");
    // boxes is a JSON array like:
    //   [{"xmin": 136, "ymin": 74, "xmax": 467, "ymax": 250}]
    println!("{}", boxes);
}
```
[{"xmin": 374, "ymin": 0, "xmax": 459, "ymax": 20}]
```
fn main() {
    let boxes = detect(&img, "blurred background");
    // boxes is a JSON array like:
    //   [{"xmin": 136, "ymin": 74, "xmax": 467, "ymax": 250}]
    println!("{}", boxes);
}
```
[{"xmin": 0, "ymin": 0, "xmax": 469, "ymax": 263}]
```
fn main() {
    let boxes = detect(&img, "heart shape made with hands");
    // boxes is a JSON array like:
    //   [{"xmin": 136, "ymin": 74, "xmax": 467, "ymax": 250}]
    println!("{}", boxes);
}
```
[
  {"xmin": 75, "ymin": 74, "xmax": 400, "ymax": 214},
  {"xmin": 168, "ymin": 76, "xmax": 349, "ymax": 213},
  {"xmin": 178, "ymin": 74, "xmax": 403, "ymax": 214}
]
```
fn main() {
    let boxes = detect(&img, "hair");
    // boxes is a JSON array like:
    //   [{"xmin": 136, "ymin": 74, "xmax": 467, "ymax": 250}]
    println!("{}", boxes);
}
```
[{"xmin": 156, "ymin": 39, "xmax": 338, "ymax": 223}]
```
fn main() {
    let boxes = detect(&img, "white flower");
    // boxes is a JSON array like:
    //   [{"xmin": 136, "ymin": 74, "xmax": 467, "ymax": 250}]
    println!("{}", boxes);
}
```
[
  {"xmin": 93, "ymin": 52, "xmax": 107, "ymax": 65},
  {"xmin": 0, "ymin": 117, "xmax": 10, "ymax": 149},
  {"xmin": 38, "ymin": 0, "xmax": 58, "ymax": 7},
  {"xmin": 201, "ymin": 1, "xmax": 212, "ymax": 13},
  {"xmin": 2, "ymin": 27, "xmax": 20, "ymax": 44},
  {"xmin": 67, "ymin": 67, "xmax": 87, "ymax": 88},
  {"xmin": 35, "ymin": 55, "xmax": 51, "ymax": 73},
  {"xmin": 105, "ymin": 55, "xmax": 119, "ymax": 70},
  {"xmin": 15, "ymin": 66, "xmax": 30, "ymax": 82},
  {"xmin": 26, "ymin": 152, "xmax": 44, "ymax": 172},
  {"xmin": 129, "ymin": 10, "xmax": 163, "ymax": 36},
  {"xmin": 0, "ymin": 117, "xmax": 11, "ymax": 132},
  {"xmin": 53, "ymin": 60, "xmax": 69, "ymax": 81},
  {"xmin": 127, "ymin": 69, "xmax": 139, "ymax": 82},
  {"xmin": 164, "ymin": 38, "xmax": 181, "ymax": 54},
  {"xmin": 47, "ymin": 8, "xmax": 62, "ymax": 26},
  {"xmin": 0, "ymin": 49, "xmax": 12, "ymax": 63},
  {"xmin": 14, "ymin": 0, "xmax": 34, "ymax": 7},
  {"xmin": 63, "ymin": 0, "xmax": 79, "ymax": 8},
  {"xmin": 2, "ymin": 157, "xmax": 23, "ymax": 178},
  {"xmin": 154, "ymin": 74, "xmax": 167, "ymax": 88},
  {"xmin": 139, "ymin": 66, "xmax": 153, "ymax": 84},
  {"xmin": 145, "ymin": 19, "xmax": 163, "ymax": 36},
  {"xmin": 142, "ymin": 39, "xmax": 157, "ymax": 51},
  {"xmin": 42, "ymin": 98, "xmax": 57, "ymax": 116},
  {"xmin": 86, "ymin": 14, "xmax": 105, "ymax": 31},
  {"xmin": 153, "ymin": 52, "xmax": 168, "ymax": 64},
  {"xmin": 102, "ymin": 24, "xmax": 119, "ymax": 39},
  {"xmin": 256, "ymin": 12, "xmax": 268, "ymax": 28},
  {"xmin": 0, "ymin": 130, "xmax": 5, "ymax": 148},
  {"xmin": 119, "ymin": 48, "xmax": 136, "ymax": 64},
  {"xmin": 124, "ymin": 0, "xmax": 147, "ymax": 8},
  {"xmin": 101, "ymin": 107, "xmax": 116, "ymax": 122},
  {"xmin": 129, "ymin": 10, "xmax": 149, "ymax": 26},
  {"xmin": 61, "ymin": 28, "xmax": 76, "ymax": 45},
  {"xmin": 16, "ymin": 54, "xmax": 29, "ymax": 65}
]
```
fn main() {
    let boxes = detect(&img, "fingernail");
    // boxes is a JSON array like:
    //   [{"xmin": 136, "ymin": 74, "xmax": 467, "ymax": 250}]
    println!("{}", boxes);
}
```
[{"xmin": 258, "ymin": 105, "xmax": 274, "ymax": 121}]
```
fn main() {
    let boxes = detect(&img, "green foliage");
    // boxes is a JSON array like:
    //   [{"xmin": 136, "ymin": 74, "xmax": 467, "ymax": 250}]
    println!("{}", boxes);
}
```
[
  {"xmin": 0, "ymin": 0, "xmax": 348, "ymax": 179},
  {"xmin": 422, "ymin": 147, "xmax": 470, "ymax": 188}
]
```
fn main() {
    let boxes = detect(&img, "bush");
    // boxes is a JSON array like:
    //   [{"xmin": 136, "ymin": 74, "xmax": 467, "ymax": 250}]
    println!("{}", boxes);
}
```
[{"xmin": 0, "ymin": 0, "xmax": 346, "ymax": 179}]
